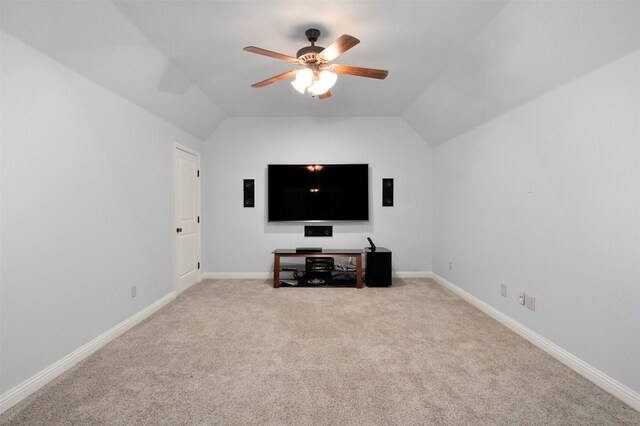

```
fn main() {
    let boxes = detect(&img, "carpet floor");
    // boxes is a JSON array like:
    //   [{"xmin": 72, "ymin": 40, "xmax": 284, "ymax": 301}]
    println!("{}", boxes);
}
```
[{"xmin": 1, "ymin": 278, "xmax": 638, "ymax": 425}]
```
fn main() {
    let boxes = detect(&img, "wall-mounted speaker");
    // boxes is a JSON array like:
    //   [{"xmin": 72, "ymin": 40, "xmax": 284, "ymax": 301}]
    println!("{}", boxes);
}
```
[
  {"xmin": 382, "ymin": 178, "xmax": 394, "ymax": 206},
  {"xmin": 243, "ymin": 179, "xmax": 255, "ymax": 207},
  {"xmin": 304, "ymin": 225, "xmax": 333, "ymax": 237}
]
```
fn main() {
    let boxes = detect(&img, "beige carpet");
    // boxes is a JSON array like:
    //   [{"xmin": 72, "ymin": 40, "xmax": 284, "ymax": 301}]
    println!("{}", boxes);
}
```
[{"xmin": 1, "ymin": 278, "xmax": 638, "ymax": 425}]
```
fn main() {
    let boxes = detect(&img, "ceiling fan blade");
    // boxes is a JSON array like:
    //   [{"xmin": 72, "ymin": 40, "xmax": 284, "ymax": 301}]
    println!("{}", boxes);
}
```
[
  {"xmin": 318, "ymin": 90, "xmax": 332, "ymax": 100},
  {"xmin": 251, "ymin": 70, "xmax": 298, "ymax": 88},
  {"xmin": 243, "ymin": 46, "xmax": 299, "ymax": 63},
  {"xmin": 330, "ymin": 64, "xmax": 389, "ymax": 80},
  {"xmin": 317, "ymin": 35, "xmax": 360, "ymax": 62}
]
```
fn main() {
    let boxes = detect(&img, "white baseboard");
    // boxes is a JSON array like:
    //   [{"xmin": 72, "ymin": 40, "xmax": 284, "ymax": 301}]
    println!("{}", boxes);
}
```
[
  {"xmin": 0, "ymin": 292, "xmax": 176, "ymax": 414},
  {"xmin": 394, "ymin": 271, "xmax": 433, "ymax": 279},
  {"xmin": 201, "ymin": 272, "xmax": 271, "ymax": 280},
  {"xmin": 430, "ymin": 273, "xmax": 640, "ymax": 412},
  {"xmin": 201, "ymin": 271, "xmax": 433, "ymax": 280}
]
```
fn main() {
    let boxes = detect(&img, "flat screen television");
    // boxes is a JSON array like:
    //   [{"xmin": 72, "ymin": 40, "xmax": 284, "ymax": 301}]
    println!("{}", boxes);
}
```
[{"xmin": 268, "ymin": 164, "xmax": 369, "ymax": 222}]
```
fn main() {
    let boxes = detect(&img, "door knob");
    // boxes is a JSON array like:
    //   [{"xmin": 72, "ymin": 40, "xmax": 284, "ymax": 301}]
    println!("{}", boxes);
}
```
[{"xmin": 176, "ymin": 227, "xmax": 183, "ymax": 233}]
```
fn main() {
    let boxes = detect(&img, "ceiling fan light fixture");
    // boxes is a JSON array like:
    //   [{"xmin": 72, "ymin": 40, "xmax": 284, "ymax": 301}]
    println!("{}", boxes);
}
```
[
  {"xmin": 296, "ymin": 68, "xmax": 313, "ymax": 84},
  {"xmin": 308, "ymin": 70, "xmax": 337, "ymax": 95},
  {"xmin": 308, "ymin": 82, "xmax": 328, "ymax": 96},
  {"xmin": 291, "ymin": 68, "xmax": 313, "ymax": 93},
  {"xmin": 291, "ymin": 79, "xmax": 307, "ymax": 94},
  {"xmin": 320, "ymin": 70, "xmax": 337, "ymax": 88},
  {"xmin": 245, "ymin": 29, "xmax": 387, "ymax": 99}
]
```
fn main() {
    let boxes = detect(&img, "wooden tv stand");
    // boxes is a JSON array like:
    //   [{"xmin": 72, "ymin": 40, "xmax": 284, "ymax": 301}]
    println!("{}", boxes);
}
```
[{"xmin": 272, "ymin": 249, "xmax": 363, "ymax": 289}]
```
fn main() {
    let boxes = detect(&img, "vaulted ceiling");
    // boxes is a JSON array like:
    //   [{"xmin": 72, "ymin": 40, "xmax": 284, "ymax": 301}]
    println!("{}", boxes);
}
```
[{"xmin": 2, "ymin": 1, "xmax": 639, "ymax": 145}]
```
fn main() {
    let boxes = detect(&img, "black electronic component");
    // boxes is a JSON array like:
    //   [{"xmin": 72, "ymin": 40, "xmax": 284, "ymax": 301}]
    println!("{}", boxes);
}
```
[
  {"xmin": 365, "ymin": 247, "xmax": 392, "ymax": 287},
  {"xmin": 243, "ymin": 179, "xmax": 255, "ymax": 207},
  {"xmin": 305, "ymin": 257, "xmax": 335, "ymax": 271},
  {"xmin": 382, "ymin": 178, "xmax": 394, "ymax": 206},
  {"xmin": 304, "ymin": 225, "xmax": 333, "ymax": 237},
  {"xmin": 296, "ymin": 247, "xmax": 322, "ymax": 253},
  {"xmin": 268, "ymin": 164, "xmax": 369, "ymax": 222}
]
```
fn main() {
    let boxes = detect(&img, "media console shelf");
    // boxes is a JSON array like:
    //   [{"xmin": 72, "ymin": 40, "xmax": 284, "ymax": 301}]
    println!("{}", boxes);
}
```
[{"xmin": 273, "ymin": 249, "xmax": 363, "ymax": 289}]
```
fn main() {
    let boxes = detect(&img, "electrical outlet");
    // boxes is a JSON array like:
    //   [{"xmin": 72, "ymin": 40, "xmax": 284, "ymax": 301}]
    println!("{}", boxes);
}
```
[
  {"xmin": 501, "ymin": 284, "xmax": 507, "ymax": 297},
  {"xmin": 449, "ymin": 262, "xmax": 453, "ymax": 271},
  {"xmin": 131, "ymin": 285, "xmax": 137, "ymax": 298},
  {"xmin": 518, "ymin": 293, "xmax": 525, "ymax": 306},
  {"xmin": 525, "ymin": 294, "xmax": 535, "ymax": 310}
]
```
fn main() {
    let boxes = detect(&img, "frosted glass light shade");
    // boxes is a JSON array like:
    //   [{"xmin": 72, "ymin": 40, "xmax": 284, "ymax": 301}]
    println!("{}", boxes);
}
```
[
  {"xmin": 297, "ymin": 68, "xmax": 313, "ymax": 85},
  {"xmin": 308, "ymin": 70, "xmax": 337, "ymax": 95},
  {"xmin": 291, "ymin": 79, "xmax": 307, "ymax": 94},
  {"xmin": 300, "ymin": 69, "xmax": 313, "ymax": 83},
  {"xmin": 291, "ymin": 68, "xmax": 313, "ymax": 94},
  {"xmin": 320, "ymin": 70, "xmax": 337, "ymax": 87},
  {"xmin": 291, "ymin": 69, "xmax": 336, "ymax": 96},
  {"xmin": 307, "ymin": 83, "xmax": 325, "ymax": 95}
]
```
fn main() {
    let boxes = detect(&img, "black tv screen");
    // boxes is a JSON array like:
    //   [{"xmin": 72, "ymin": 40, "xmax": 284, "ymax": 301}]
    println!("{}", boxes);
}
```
[{"xmin": 268, "ymin": 164, "xmax": 369, "ymax": 222}]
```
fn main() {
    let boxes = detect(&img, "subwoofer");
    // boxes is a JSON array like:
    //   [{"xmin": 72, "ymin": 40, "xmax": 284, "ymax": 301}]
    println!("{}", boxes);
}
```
[{"xmin": 365, "ymin": 247, "xmax": 392, "ymax": 286}]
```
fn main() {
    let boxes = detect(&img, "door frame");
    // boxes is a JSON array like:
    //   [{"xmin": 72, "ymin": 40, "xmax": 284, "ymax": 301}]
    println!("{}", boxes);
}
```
[{"xmin": 173, "ymin": 143, "xmax": 201, "ymax": 293}]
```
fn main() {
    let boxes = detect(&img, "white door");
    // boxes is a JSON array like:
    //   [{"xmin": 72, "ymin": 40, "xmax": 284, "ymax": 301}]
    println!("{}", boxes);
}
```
[{"xmin": 174, "ymin": 145, "xmax": 200, "ymax": 292}]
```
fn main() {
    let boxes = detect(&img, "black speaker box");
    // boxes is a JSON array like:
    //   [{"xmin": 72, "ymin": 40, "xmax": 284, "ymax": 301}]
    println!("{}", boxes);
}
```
[
  {"xmin": 243, "ymin": 179, "xmax": 254, "ymax": 207},
  {"xmin": 365, "ymin": 247, "xmax": 392, "ymax": 286},
  {"xmin": 304, "ymin": 225, "xmax": 333, "ymax": 237},
  {"xmin": 382, "ymin": 178, "xmax": 394, "ymax": 206}
]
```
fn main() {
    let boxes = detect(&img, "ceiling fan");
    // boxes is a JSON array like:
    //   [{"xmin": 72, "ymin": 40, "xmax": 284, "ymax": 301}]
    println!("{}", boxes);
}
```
[{"xmin": 243, "ymin": 28, "xmax": 389, "ymax": 99}]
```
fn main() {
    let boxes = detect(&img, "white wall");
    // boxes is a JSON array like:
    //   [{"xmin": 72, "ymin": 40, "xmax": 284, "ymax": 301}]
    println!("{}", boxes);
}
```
[
  {"xmin": 0, "ymin": 33, "xmax": 202, "ymax": 393},
  {"xmin": 202, "ymin": 117, "xmax": 432, "ymax": 274},
  {"xmin": 433, "ymin": 51, "xmax": 640, "ymax": 393},
  {"xmin": 402, "ymin": 0, "xmax": 640, "ymax": 147}
]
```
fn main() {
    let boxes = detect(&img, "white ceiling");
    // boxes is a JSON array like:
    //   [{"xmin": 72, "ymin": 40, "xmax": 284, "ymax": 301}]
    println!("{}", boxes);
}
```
[{"xmin": 2, "ymin": 1, "xmax": 639, "ymax": 145}]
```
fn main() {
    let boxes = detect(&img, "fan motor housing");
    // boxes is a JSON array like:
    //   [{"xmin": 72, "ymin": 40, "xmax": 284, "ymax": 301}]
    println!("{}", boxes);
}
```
[{"xmin": 297, "ymin": 45, "xmax": 324, "ymax": 63}]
